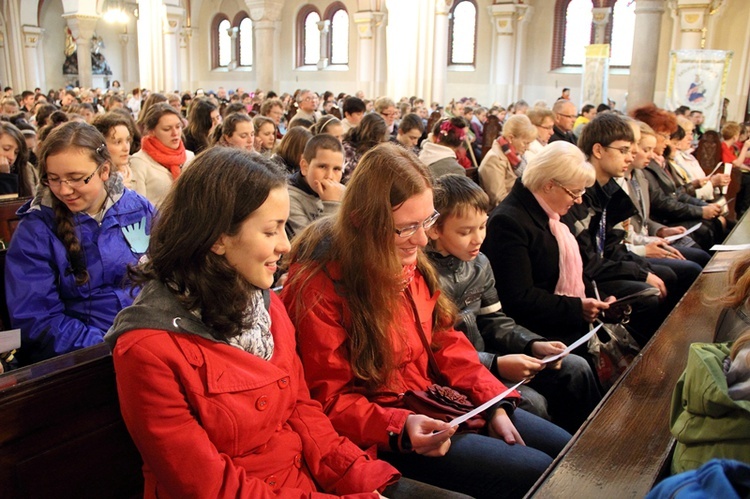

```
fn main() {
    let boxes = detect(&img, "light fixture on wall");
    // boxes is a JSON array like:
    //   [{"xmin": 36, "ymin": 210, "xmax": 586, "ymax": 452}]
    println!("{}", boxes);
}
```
[{"xmin": 103, "ymin": 0, "xmax": 129, "ymax": 24}]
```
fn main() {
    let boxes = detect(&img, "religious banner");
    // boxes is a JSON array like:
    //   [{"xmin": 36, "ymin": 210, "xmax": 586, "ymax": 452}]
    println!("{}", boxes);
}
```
[
  {"xmin": 666, "ymin": 49, "xmax": 733, "ymax": 130},
  {"xmin": 581, "ymin": 44, "xmax": 610, "ymax": 107}
]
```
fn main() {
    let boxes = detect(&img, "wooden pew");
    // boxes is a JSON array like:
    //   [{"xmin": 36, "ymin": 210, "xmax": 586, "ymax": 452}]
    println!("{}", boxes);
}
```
[
  {"xmin": 0, "ymin": 344, "xmax": 143, "ymax": 498},
  {"xmin": 526, "ymin": 213, "xmax": 750, "ymax": 498},
  {"xmin": 0, "ymin": 196, "xmax": 30, "ymax": 246}
]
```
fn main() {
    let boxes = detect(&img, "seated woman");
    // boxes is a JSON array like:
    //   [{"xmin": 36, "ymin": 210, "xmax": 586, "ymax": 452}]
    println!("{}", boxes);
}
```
[
  {"xmin": 282, "ymin": 143, "xmax": 571, "ymax": 499},
  {"xmin": 130, "ymin": 103, "xmax": 194, "ymax": 206},
  {"xmin": 93, "ymin": 112, "xmax": 135, "ymax": 188},
  {"xmin": 714, "ymin": 252, "xmax": 750, "ymax": 343},
  {"xmin": 253, "ymin": 115, "xmax": 276, "ymax": 157},
  {"xmin": 482, "ymin": 141, "xmax": 610, "ymax": 343},
  {"xmin": 6, "ymin": 121, "xmax": 154, "ymax": 365},
  {"xmin": 183, "ymin": 97, "xmax": 220, "ymax": 155},
  {"xmin": 479, "ymin": 114, "xmax": 537, "ymax": 208},
  {"xmin": 271, "ymin": 126, "xmax": 312, "ymax": 174},
  {"xmin": 105, "ymin": 147, "xmax": 455, "ymax": 499},
  {"xmin": 210, "ymin": 112, "xmax": 255, "ymax": 152},
  {"xmin": 311, "ymin": 115, "xmax": 345, "ymax": 143},
  {"xmin": 418, "ymin": 117, "xmax": 468, "ymax": 179},
  {"xmin": 0, "ymin": 121, "xmax": 37, "ymax": 196},
  {"xmin": 342, "ymin": 113, "xmax": 387, "ymax": 182},
  {"xmin": 673, "ymin": 116, "xmax": 730, "ymax": 202},
  {"xmin": 524, "ymin": 108, "xmax": 555, "ymax": 165}
]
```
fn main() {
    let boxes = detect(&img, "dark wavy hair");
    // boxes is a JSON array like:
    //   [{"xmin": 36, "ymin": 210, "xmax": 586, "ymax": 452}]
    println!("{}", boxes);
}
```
[
  {"xmin": 131, "ymin": 148, "xmax": 287, "ymax": 340},
  {"xmin": 343, "ymin": 112, "xmax": 387, "ymax": 155}
]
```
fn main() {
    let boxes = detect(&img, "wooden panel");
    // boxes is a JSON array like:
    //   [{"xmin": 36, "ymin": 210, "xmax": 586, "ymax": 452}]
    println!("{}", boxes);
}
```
[
  {"xmin": 0, "ymin": 344, "xmax": 143, "ymax": 498},
  {"xmin": 0, "ymin": 196, "xmax": 30, "ymax": 245},
  {"xmin": 527, "ymin": 213, "xmax": 750, "ymax": 498}
]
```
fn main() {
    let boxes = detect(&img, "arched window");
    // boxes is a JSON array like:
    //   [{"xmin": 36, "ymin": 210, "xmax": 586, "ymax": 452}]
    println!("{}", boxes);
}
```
[
  {"xmin": 609, "ymin": 0, "xmax": 636, "ymax": 67},
  {"xmin": 238, "ymin": 16, "xmax": 253, "ymax": 68},
  {"xmin": 326, "ymin": 3, "xmax": 349, "ymax": 66},
  {"xmin": 448, "ymin": 0, "xmax": 477, "ymax": 66},
  {"xmin": 211, "ymin": 14, "xmax": 231, "ymax": 69},
  {"xmin": 561, "ymin": 0, "xmax": 593, "ymax": 66},
  {"xmin": 296, "ymin": 5, "xmax": 321, "ymax": 67}
]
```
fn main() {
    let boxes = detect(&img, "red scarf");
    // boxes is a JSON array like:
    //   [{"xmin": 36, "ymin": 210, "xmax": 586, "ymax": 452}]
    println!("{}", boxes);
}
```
[
  {"xmin": 141, "ymin": 135, "xmax": 187, "ymax": 180},
  {"xmin": 497, "ymin": 136, "xmax": 522, "ymax": 174}
]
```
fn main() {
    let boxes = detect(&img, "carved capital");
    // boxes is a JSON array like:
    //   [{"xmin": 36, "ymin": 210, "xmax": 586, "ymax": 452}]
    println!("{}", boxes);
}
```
[
  {"xmin": 119, "ymin": 33, "xmax": 129, "ymax": 45},
  {"xmin": 592, "ymin": 7, "xmax": 612, "ymax": 26},
  {"xmin": 353, "ymin": 11, "xmax": 385, "ymax": 39},
  {"xmin": 488, "ymin": 4, "xmax": 520, "ymax": 35},
  {"xmin": 22, "ymin": 25, "xmax": 43, "ymax": 48},
  {"xmin": 317, "ymin": 19, "xmax": 331, "ymax": 34},
  {"xmin": 63, "ymin": 14, "xmax": 100, "ymax": 42},
  {"xmin": 246, "ymin": 0, "xmax": 285, "ymax": 23},
  {"xmin": 435, "ymin": 0, "xmax": 454, "ymax": 16}
]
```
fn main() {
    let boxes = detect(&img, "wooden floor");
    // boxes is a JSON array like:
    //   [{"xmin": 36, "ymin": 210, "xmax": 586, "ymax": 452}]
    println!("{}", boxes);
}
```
[{"xmin": 527, "ymin": 217, "xmax": 750, "ymax": 498}]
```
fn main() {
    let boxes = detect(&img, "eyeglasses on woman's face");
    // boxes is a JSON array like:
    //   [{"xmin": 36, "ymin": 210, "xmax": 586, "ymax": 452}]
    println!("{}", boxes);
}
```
[
  {"xmin": 42, "ymin": 163, "xmax": 103, "ymax": 189},
  {"xmin": 552, "ymin": 179, "xmax": 585, "ymax": 200},
  {"xmin": 394, "ymin": 210, "xmax": 440, "ymax": 238}
]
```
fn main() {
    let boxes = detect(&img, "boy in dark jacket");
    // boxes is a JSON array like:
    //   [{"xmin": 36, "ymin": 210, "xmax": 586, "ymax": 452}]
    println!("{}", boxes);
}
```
[{"xmin": 426, "ymin": 174, "xmax": 601, "ymax": 432}]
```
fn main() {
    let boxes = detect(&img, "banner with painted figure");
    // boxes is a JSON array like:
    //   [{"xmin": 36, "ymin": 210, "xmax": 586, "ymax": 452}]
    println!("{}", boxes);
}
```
[
  {"xmin": 581, "ymin": 44, "xmax": 610, "ymax": 108},
  {"xmin": 666, "ymin": 50, "xmax": 733, "ymax": 131}
]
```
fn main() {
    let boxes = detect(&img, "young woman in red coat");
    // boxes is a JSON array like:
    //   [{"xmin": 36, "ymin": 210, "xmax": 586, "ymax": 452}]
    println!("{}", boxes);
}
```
[
  {"xmin": 105, "ymin": 148, "xmax": 452, "ymax": 498},
  {"xmin": 282, "ymin": 143, "xmax": 571, "ymax": 499}
]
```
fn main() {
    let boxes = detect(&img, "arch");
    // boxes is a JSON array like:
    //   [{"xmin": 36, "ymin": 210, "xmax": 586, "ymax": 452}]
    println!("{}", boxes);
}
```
[
  {"xmin": 325, "ymin": 2, "xmax": 348, "ymax": 66},
  {"xmin": 234, "ymin": 11, "xmax": 253, "ymax": 68},
  {"xmin": 211, "ymin": 13, "xmax": 230, "ymax": 69},
  {"xmin": 448, "ymin": 0, "xmax": 477, "ymax": 67},
  {"xmin": 296, "ymin": 4, "xmax": 321, "ymax": 68}
]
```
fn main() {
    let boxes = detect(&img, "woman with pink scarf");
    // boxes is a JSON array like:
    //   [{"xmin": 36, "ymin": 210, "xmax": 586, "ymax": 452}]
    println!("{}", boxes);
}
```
[{"xmin": 481, "ymin": 142, "xmax": 611, "ymax": 343}]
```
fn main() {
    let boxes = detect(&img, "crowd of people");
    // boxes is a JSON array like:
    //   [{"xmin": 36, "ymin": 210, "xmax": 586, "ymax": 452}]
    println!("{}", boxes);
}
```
[{"xmin": 0, "ymin": 82, "xmax": 748, "ymax": 497}]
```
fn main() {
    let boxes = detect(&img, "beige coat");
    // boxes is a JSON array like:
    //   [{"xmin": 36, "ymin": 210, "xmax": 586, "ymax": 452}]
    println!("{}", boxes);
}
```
[
  {"xmin": 479, "ymin": 141, "xmax": 516, "ymax": 208},
  {"xmin": 129, "ymin": 149, "xmax": 194, "ymax": 207}
]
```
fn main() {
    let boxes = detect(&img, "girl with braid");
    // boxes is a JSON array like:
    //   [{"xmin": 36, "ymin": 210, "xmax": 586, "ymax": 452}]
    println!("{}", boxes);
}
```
[{"xmin": 5, "ymin": 121, "xmax": 154, "ymax": 365}]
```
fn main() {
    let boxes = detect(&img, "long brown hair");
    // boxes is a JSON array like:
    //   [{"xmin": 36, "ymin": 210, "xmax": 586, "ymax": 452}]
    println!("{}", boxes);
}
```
[
  {"xmin": 714, "ymin": 251, "xmax": 750, "ymax": 309},
  {"xmin": 286, "ymin": 143, "xmax": 456, "ymax": 389},
  {"xmin": 131, "ymin": 148, "xmax": 287, "ymax": 340}
]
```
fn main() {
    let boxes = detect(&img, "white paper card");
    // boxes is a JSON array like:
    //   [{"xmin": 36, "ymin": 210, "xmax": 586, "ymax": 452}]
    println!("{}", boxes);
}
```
[
  {"xmin": 664, "ymin": 223, "xmax": 701, "ymax": 243},
  {"xmin": 448, "ymin": 380, "xmax": 525, "ymax": 428}
]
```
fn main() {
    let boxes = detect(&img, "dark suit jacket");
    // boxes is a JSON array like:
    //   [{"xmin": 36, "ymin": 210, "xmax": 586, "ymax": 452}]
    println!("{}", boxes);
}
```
[
  {"xmin": 482, "ymin": 179, "xmax": 588, "ymax": 343},
  {"xmin": 548, "ymin": 124, "xmax": 577, "ymax": 145}
]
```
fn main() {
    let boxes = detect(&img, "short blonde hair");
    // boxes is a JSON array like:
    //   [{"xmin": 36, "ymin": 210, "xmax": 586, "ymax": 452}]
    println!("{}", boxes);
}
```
[
  {"xmin": 676, "ymin": 115, "xmax": 694, "ymax": 133},
  {"xmin": 502, "ymin": 114, "xmax": 537, "ymax": 141},
  {"xmin": 522, "ymin": 141, "xmax": 595, "ymax": 191}
]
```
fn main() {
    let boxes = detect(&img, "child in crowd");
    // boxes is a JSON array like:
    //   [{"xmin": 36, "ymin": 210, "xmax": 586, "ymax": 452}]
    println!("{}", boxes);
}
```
[
  {"xmin": 6, "ymin": 121, "xmax": 154, "ymax": 364},
  {"xmin": 427, "ymin": 174, "xmax": 601, "ymax": 433},
  {"xmin": 286, "ymin": 134, "xmax": 345, "ymax": 240}
]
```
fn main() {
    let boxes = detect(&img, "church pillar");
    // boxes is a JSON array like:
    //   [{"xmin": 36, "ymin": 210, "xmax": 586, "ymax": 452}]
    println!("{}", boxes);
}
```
[
  {"xmin": 21, "ymin": 26, "xmax": 44, "ymax": 90},
  {"xmin": 670, "ymin": 0, "xmax": 712, "ymax": 50},
  {"xmin": 316, "ymin": 20, "xmax": 330, "ymax": 70},
  {"xmin": 119, "ymin": 34, "xmax": 130, "ymax": 87},
  {"xmin": 431, "ymin": 0, "xmax": 452, "ymax": 106},
  {"xmin": 163, "ymin": 9, "xmax": 183, "ymax": 92},
  {"xmin": 179, "ymin": 27, "xmax": 194, "ymax": 93},
  {"xmin": 247, "ymin": 1, "xmax": 284, "ymax": 92},
  {"xmin": 626, "ymin": 0, "xmax": 665, "ymax": 111},
  {"xmin": 0, "ymin": 26, "xmax": 8, "ymax": 90},
  {"xmin": 227, "ymin": 26, "xmax": 239, "ymax": 71},
  {"xmin": 137, "ymin": 0, "xmax": 164, "ymax": 91},
  {"xmin": 488, "ymin": 2, "xmax": 526, "ymax": 106},
  {"xmin": 353, "ymin": 10, "xmax": 385, "ymax": 99},
  {"xmin": 591, "ymin": 7, "xmax": 611, "ymax": 45},
  {"xmin": 63, "ymin": 14, "xmax": 99, "ymax": 89}
]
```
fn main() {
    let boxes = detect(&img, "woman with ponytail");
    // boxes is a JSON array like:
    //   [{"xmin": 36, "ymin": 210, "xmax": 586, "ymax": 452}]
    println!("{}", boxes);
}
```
[
  {"xmin": 5, "ymin": 121, "xmax": 154, "ymax": 365},
  {"xmin": 130, "ymin": 102, "xmax": 194, "ymax": 206}
]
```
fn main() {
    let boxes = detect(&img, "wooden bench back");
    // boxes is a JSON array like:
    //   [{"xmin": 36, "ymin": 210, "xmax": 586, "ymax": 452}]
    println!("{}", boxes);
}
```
[
  {"xmin": 0, "ymin": 196, "xmax": 30, "ymax": 245},
  {"xmin": 482, "ymin": 115, "xmax": 501, "ymax": 159}
]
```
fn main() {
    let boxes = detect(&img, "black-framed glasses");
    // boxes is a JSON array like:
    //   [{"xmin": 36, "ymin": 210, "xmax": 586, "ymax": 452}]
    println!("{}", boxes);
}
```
[
  {"xmin": 553, "ymin": 179, "xmax": 585, "ymax": 200},
  {"xmin": 603, "ymin": 145, "xmax": 634, "ymax": 155},
  {"xmin": 394, "ymin": 210, "xmax": 440, "ymax": 238},
  {"xmin": 42, "ymin": 163, "xmax": 103, "ymax": 189}
]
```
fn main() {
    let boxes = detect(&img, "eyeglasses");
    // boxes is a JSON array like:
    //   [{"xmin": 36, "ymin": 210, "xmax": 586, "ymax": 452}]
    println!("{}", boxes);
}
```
[
  {"xmin": 538, "ymin": 125, "xmax": 554, "ymax": 131},
  {"xmin": 603, "ymin": 145, "xmax": 634, "ymax": 155},
  {"xmin": 557, "ymin": 113, "xmax": 576, "ymax": 119},
  {"xmin": 42, "ymin": 163, "xmax": 103, "ymax": 189},
  {"xmin": 394, "ymin": 210, "xmax": 440, "ymax": 238},
  {"xmin": 553, "ymin": 179, "xmax": 585, "ymax": 200}
]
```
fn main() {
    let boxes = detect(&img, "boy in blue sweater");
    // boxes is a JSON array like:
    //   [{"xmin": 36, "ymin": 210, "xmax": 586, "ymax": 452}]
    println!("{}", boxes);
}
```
[{"xmin": 426, "ymin": 174, "xmax": 601, "ymax": 432}]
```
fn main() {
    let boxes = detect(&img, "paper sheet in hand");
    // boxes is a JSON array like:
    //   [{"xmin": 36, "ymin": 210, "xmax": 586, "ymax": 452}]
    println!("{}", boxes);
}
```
[
  {"xmin": 711, "ymin": 243, "xmax": 750, "ymax": 251},
  {"xmin": 540, "ymin": 323, "xmax": 602, "ymax": 364},
  {"xmin": 664, "ymin": 223, "xmax": 701, "ymax": 243},
  {"xmin": 0, "ymin": 329, "xmax": 20, "ymax": 353},
  {"xmin": 448, "ymin": 380, "xmax": 525, "ymax": 428}
]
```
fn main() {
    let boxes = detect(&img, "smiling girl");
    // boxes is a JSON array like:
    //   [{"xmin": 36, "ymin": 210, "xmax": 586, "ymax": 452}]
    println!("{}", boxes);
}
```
[{"xmin": 5, "ymin": 121, "xmax": 154, "ymax": 364}]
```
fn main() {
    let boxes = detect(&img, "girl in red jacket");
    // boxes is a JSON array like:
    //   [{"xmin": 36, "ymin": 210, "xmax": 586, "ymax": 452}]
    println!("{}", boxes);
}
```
[
  {"xmin": 282, "ymin": 143, "xmax": 571, "ymax": 499},
  {"xmin": 105, "ymin": 148, "xmax": 450, "ymax": 498}
]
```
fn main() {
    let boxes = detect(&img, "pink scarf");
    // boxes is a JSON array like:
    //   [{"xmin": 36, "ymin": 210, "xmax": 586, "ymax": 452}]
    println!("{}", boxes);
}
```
[{"xmin": 533, "ymin": 192, "xmax": 586, "ymax": 299}]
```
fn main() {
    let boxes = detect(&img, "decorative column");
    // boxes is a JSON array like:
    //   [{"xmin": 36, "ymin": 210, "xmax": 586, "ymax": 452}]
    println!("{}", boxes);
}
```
[
  {"xmin": 670, "ymin": 0, "xmax": 712, "ymax": 50},
  {"xmin": 0, "ymin": 27, "xmax": 8, "ymax": 90},
  {"xmin": 247, "ymin": 0, "xmax": 284, "ymax": 92},
  {"xmin": 353, "ymin": 11, "xmax": 384, "ymax": 98},
  {"xmin": 431, "ymin": 0, "xmax": 452, "ymax": 106},
  {"xmin": 316, "ymin": 20, "xmax": 330, "ymax": 70},
  {"xmin": 626, "ymin": 0, "xmax": 665, "ymax": 112},
  {"xmin": 592, "ymin": 7, "xmax": 612, "ymax": 45},
  {"xmin": 137, "ymin": 0, "xmax": 165, "ymax": 91},
  {"xmin": 119, "ymin": 33, "xmax": 130, "ymax": 86},
  {"xmin": 21, "ymin": 26, "xmax": 43, "ymax": 90},
  {"xmin": 63, "ymin": 14, "xmax": 100, "ymax": 89},
  {"xmin": 227, "ymin": 26, "xmax": 239, "ymax": 71},
  {"xmin": 163, "ymin": 10, "xmax": 183, "ymax": 92},
  {"xmin": 488, "ymin": 3, "xmax": 526, "ymax": 106},
  {"xmin": 179, "ymin": 27, "xmax": 194, "ymax": 93}
]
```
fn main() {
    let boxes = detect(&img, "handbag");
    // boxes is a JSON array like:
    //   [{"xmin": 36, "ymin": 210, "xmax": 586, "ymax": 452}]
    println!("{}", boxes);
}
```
[
  {"xmin": 587, "ymin": 321, "xmax": 641, "ymax": 391},
  {"xmin": 400, "ymin": 288, "xmax": 486, "ymax": 433}
]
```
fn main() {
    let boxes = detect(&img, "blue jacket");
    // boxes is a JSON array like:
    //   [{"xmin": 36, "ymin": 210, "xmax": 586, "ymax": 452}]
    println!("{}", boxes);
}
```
[{"xmin": 6, "ymin": 182, "xmax": 154, "ymax": 364}]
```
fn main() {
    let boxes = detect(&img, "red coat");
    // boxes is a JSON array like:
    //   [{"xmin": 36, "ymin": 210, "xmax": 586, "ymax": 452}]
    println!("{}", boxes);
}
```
[
  {"xmin": 111, "ymin": 292, "xmax": 398, "ymax": 498},
  {"xmin": 282, "ymin": 264, "xmax": 519, "ymax": 451}
]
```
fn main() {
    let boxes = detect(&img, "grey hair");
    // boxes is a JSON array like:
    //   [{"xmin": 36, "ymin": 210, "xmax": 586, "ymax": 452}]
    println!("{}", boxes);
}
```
[
  {"xmin": 522, "ymin": 141, "xmax": 595, "ymax": 191},
  {"xmin": 502, "ymin": 114, "xmax": 537, "ymax": 141}
]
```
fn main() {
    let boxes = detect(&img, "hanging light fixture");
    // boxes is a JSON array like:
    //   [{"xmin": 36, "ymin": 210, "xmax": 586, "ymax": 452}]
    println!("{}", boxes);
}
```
[{"xmin": 103, "ymin": 0, "xmax": 129, "ymax": 24}]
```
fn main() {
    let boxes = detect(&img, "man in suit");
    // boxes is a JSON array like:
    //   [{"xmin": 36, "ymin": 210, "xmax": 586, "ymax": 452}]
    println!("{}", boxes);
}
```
[{"xmin": 549, "ymin": 99, "xmax": 578, "ymax": 145}]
